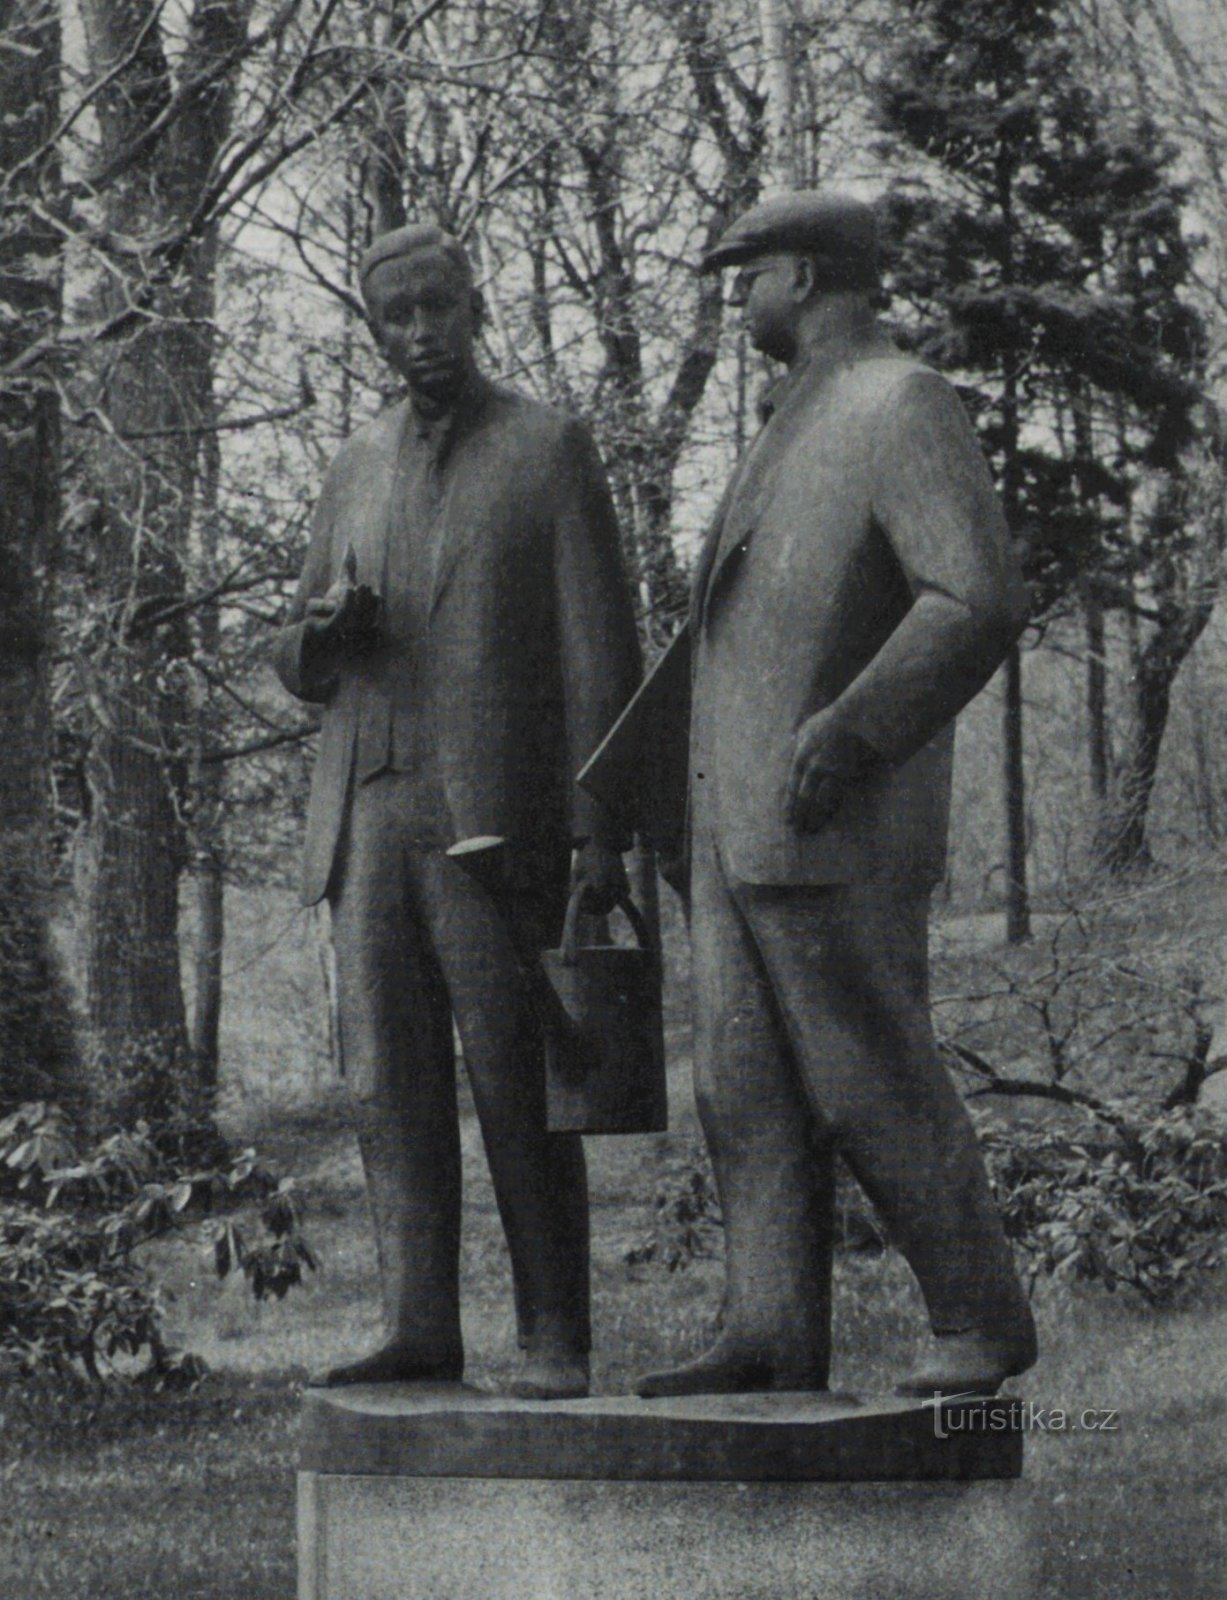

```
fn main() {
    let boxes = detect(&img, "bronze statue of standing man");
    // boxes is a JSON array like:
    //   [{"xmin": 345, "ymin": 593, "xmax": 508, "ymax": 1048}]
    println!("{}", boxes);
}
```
[
  {"xmin": 275, "ymin": 223, "xmax": 641, "ymax": 1399},
  {"xmin": 637, "ymin": 192, "xmax": 1037, "ymax": 1400}
]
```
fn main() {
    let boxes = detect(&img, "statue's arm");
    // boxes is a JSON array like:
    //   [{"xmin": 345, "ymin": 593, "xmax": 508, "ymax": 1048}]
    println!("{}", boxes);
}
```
[
  {"xmin": 825, "ymin": 368, "xmax": 1028, "ymax": 768},
  {"xmin": 551, "ymin": 417, "xmax": 644, "ymax": 852},
  {"xmin": 272, "ymin": 477, "xmax": 341, "ymax": 705}
]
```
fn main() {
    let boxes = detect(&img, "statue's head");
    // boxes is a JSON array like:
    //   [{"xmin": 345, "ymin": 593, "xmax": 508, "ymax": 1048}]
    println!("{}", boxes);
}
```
[
  {"xmin": 359, "ymin": 223, "xmax": 484, "ymax": 407},
  {"xmin": 701, "ymin": 191, "xmax": 879, "ymax": 362}
]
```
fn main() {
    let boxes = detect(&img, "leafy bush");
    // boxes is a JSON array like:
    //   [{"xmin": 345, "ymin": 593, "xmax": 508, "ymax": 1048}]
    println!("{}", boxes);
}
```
[
  {"xmin": 623, "ymin": 1143, "xmax": 887, "ymax": 1271},
  {"xmin": 623, "ymin": 1143, "xmax": 724, "ymax": 1271},
  {"xmin": 627, "ymin": 1108, "xmax": 1227, "ymax": 1305},
  {"xmin": 981, "ymin": 1104, "xmax": 1227, "ymax": 1304},
  {"xmin": 0, "ymin": 1102, "xmax": 316, "ymax": 1382}
]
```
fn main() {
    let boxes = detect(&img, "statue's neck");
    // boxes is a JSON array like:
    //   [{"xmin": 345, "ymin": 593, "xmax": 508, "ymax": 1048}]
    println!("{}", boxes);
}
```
[
  {"xmin": 407, "ymin": 360, "xmax": 480, "ymax": 427},
  {"xmin": 788, "ymin": 294, "xmax": 874, "ymax": 370}
]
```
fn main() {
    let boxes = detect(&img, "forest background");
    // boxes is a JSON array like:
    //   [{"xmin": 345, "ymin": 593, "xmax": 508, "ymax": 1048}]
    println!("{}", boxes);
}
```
[
  {"xmin": 5, "ymin": 0, "xmax": 1227, "ymax": 1113},
  {"xmin": 2, "ymin": 1, "xmax": 1227, "ymax": 1594}
]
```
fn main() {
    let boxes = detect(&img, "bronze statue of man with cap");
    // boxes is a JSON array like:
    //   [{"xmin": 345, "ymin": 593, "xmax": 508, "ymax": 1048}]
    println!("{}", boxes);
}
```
[
  {"xmin": 635, "ymin": 191, "xmax": 1038, "ymax": 1399},
  {"xmin": 274, "ymin": 222, "xmax": 641, "ymax": 1398}
]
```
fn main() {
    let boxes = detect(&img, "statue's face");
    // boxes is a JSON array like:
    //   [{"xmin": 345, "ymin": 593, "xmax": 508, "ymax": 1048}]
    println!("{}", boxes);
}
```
[
  {"xmin": 728, "ymin": 252, "xmax": 800, "ymax": 363},
  {"xmin": 365, "ymin": 249, "xmax": 478, "ymax": 404}
]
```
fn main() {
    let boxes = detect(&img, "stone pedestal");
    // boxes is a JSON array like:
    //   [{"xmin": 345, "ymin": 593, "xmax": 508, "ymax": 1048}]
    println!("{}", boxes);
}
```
[{"xmin": 298, "ymin": 1385, "xmax": 1033, "ymax": 1600}]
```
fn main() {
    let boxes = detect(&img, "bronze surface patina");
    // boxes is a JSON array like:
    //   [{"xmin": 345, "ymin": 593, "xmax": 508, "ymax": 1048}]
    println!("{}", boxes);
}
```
[
  {"xmin": 274, "ymin": 222, "xmax": 641, "ymax": 1400},
  {"xmin": 626, "ymin": 191, "xmax": 1038, "ymax": 1402}
]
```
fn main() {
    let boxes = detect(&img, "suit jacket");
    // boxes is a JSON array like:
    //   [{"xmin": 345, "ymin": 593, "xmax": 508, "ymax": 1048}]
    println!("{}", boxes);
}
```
[
  {"xmin": 689, "ymin": 326, "xmax": 1027, "ymax": 887},
  {"xmin": 274, "ymin": 375, "xmax": 642, "ymax": 906}
]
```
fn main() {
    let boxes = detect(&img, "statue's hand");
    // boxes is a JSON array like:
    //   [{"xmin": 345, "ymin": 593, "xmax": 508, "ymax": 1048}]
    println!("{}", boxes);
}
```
[
  {"xmin": 304, "ymin": 577, "xmax": 382, "ymax": 655},
  {"xmin": 785, "ymin": 714, "xmax": 885, "ymax": 833},
  {"xmin": 571, "ymin": 840, "xmax": 629, "ymax": 918}
]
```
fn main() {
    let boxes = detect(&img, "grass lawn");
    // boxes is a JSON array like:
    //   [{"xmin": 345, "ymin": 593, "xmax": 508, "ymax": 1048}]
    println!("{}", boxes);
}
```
[
  {"xmin": 3, "ymin": 1085, "xmax": 1225, "ymax": 1600},
  {"xmin": 9, "ymin": 881, "xmax": 1224, "ymax": 1598}
]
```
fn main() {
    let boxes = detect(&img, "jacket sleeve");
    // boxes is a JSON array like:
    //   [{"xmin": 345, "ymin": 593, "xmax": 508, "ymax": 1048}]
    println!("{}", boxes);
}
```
[
  {"xmin": 825, "ymin": 368, "xmax": 1028, "ymax": 766},
  {"xmin": 551, "ymin": 417, "xmax": 644, "ymax": 849},
  {"xmin": 272, "ymin": 467, "xmax": 341, "ymax": 705}
]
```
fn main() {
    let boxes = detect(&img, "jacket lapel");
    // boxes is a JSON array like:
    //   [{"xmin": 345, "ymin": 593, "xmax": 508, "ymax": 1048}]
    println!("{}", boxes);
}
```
[
  {"xmin": 691, "ymin": 416, "xmax": 779, "ymax": 630},
  {"xmin": 688, "ymin": 478, "xmax": 737, "ymax": 632},
  {"xmin": 428, "ymin": 376, "xmax": 499, "ymax": 618},
  {"xmin": 333, "ymin": 403, "xmax": 410, "ymax": 593},
  {"xmin": 691, "ymin": 362, "xmax": 811, "ymax": 630}
]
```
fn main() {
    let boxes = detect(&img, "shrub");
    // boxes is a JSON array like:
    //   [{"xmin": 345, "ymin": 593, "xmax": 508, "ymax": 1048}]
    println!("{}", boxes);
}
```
[
  {"xmin": 0, "ymin": 1102, "xmax": 316, "ymax": 1382},
  {"xmin": 627, "ymin": 1107, "xmax": 1227, "ymax": 1305},
  {"xmin": 623, "ymin": 1143, "xmax": 886, "ymax": 1271},
  {"xmin": 980, "ymin": 1103, "xmax": 1227, "ymax": 1304},
  {"xmin": 622, "ymin": 1143, "xmax": 723, "ymax": 1271}
]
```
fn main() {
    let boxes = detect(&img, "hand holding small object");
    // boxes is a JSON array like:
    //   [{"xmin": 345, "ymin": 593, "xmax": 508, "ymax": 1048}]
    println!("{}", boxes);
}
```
[{"xmin": 305, "ymin": 541, "xmax": 382, "ymax": 652}]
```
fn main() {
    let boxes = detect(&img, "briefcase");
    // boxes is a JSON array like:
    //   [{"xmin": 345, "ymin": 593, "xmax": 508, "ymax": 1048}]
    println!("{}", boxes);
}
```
[{"xmin": 539, "ymin": 888, "xmax": 668, "ymax": 1135}]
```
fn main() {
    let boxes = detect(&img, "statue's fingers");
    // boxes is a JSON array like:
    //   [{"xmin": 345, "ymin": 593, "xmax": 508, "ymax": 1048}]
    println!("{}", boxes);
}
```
[
  {"xmin": 784, "ymin": 750, "xmax": 813, "ymax": 824},
  {"xmin": 795, "ymin": 774, "xmax": 841, "ymax": 833},
  {"xmin": 783, "ymin": 763, "xmax": 801, "ymax": 821}
]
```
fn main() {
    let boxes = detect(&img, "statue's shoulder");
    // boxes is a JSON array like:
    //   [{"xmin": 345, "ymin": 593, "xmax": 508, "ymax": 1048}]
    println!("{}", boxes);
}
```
[
  {"xmin": 324, "ymin": 399, "xmax": 408, "ymax": 483},
  {"xmin": 848, "ymin": 339, "xmax": 932, "ymax": 396},
  {"xmin": 479, "ymin": 381, "xmax": 589, "ymax": 455},
  {"xmin": 847, "ymin": 345, "xmax": 970, "ymax": 432}
]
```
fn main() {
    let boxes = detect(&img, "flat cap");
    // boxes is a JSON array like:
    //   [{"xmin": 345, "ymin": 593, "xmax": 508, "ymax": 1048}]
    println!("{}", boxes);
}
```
[
  {"xmin": 701, "ymin": 190, "xmax": 879, "ymax": 288},
  {"xmin": 358, "ymin": 222, "xmax": 472, "ymax": 290}
]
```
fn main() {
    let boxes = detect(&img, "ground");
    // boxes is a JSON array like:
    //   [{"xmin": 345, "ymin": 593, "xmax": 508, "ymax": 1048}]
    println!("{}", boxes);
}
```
[{"xmin": 5, "ymin": 877, "xmax": 1226, "ymax": 1598}]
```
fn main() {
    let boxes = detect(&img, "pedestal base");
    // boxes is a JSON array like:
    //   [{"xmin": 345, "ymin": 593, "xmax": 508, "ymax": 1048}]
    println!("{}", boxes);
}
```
[{"xmin": 298, "ymin": 1385, "xmax": 1032, "ymax": 1600}]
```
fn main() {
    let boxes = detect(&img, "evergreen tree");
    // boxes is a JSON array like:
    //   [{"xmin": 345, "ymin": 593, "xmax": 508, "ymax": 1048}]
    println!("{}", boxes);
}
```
[{"xmin": 873, "ymin": 0, "xmax": 1205, "ymax": 910}]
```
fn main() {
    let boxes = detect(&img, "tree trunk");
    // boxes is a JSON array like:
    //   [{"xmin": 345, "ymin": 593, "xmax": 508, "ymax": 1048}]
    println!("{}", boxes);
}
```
[
  {"xmin": 1095, "ymin": 611, "xmax": 1213, "ymax": 871},
  {"xmin": 77, "ymin": 0, "xmax": 252, "ymax": 1111},
  {"xmin": 188, "ymin": 418, "xmax": 224, "ymax": 1088},
  {"xmin": 1184, "ymin": 648, "xmax": 1222, "ymax": 843},
  {"xmin": 1083, "ymin": 584, "xmax": 1109, "ymax": 805},
  {"xmin": 190, "ymin": 860, "xmax": 224, "ymax": 1086},
  {"xmin": 78, "ymin": 290, "xmax": 198, "ymax": 1096},
  {"xmin": 0, "ymin": 0, "xmax": 79, "ymax": 1113},
  {"xmin": 1096, "ymin": 451, "xmax": 1224, "ymax": 871},
  {"xmin": 996, "ymin": 170, "xmax": 1030, "ymax": 944},
  {"xmin": 366, "ymin": 0, "xmax": 409, "ymax": 235},
  {"xmin": 758, "ymin": 0, "xmax": 800, "ymax": 187},
  {"xmin": 538, "ymin": 0, "xmax": 763, "ymax": 639},
  {"xmin": 1003, "ymin": 644, "xmax": 1030, "ymax": 942},
  {"xmin": 1071, "ymin": 385, "xmax": 1110, "ymax": 812}
]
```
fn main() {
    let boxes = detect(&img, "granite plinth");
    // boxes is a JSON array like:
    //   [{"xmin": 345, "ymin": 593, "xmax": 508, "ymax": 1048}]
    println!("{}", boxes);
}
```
[{"xmin": 298, "ymin": 1385, "xmax": 1031, "ymax": 1600}]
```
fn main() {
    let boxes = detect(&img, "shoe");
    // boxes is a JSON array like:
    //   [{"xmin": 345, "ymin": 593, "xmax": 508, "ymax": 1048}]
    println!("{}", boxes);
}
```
[
  {"xmin": 895, "ymin": 1329, "xmax": 1037, "ymax": 1399},
  {"xmin": 636, "ymin": 1338, "xmax": 826, "ymax": 1399},
  {"xmin": 306, "ymin": 1340, "xmax": 464, "ymax": 1389},
  {"xmin": 508, "ymin": 1347, "xmax": 590, "ymax": 1401}
]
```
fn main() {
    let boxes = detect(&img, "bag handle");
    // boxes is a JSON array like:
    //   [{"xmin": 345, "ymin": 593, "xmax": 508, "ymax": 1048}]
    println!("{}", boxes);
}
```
[{"xmin": 560, "ymin": 886, "xmax": 654, "ymax": 967}]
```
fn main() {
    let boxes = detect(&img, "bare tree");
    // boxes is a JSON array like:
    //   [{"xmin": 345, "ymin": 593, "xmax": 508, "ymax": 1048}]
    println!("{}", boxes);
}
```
[
  {"xmin": 61, "ymin": 0, "xmax": 445, "ymax": 1107},
  {"xmin": 0, "ymin": 0, "xmax": 78, "ymax": 1110}
]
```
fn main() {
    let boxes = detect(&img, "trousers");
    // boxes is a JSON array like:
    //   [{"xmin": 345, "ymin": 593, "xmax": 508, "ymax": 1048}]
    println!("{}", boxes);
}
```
[
  {"xmin": 328, "ymin": 773, "xmax": 590, "ymax": 1363},
  {"xmin": 689, "ymin": 826, "xmax": 1029, "ymax": 1382}
]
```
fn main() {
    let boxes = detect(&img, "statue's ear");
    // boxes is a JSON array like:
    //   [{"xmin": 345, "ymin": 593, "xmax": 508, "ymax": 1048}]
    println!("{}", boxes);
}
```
[{"xmin": 794, "ymin": 254, "xmax": 818, "ymax": 302}]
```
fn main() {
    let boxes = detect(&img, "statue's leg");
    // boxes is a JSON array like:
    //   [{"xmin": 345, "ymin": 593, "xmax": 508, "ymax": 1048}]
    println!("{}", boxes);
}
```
[
  {"xmin": 740, "ymin": 880, "xmax": 1036, "ymax": 1394},
  {"xmin": 416, "ymin": 849, "xmax": 590, "ymax": 1399},
  {"xmin": 637, "ymin": 829, "xmax": 834, "ymax": 1399},
  {"xmin": 312, "ymin": 782, "xmax": 464, "ymax": 1387}
]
